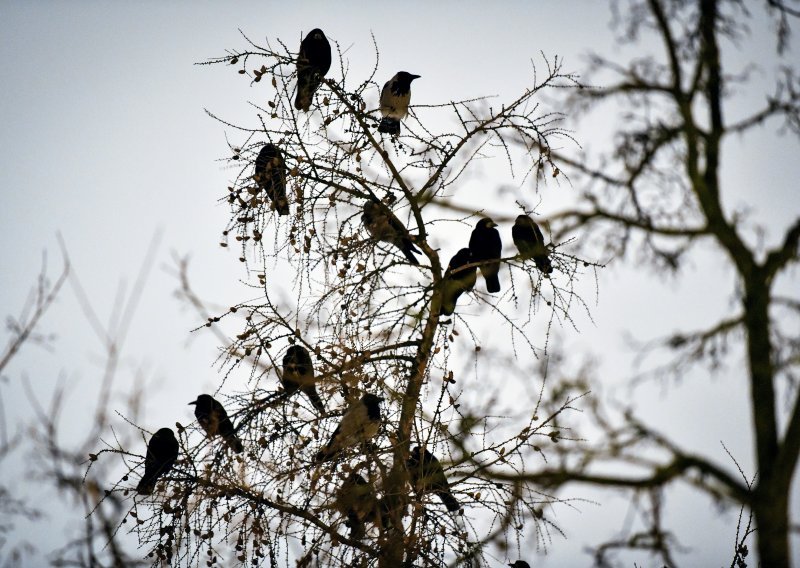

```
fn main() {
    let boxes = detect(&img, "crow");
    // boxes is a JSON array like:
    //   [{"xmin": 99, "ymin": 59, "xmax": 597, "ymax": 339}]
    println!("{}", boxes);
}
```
[
  {"xmin": 335, "ymin": 473, "xmax": 382, "ymax": 538},
  {"xmin": 440, "ymin": 248, "xmax": 477, "ymax": 316},
  {"xmin": 254, "ymin": 144, "xmax": 289, "ymax": 215},
  {"xmin": 315, "ymin": 394, "xmax": 383, "ymax": 463},
  {"xmin": 508, "ymin": 562, "xmax": 531, "ymax": 568},
  {"xmin": 362, "ymin": 199, "xmax": 421, "ymax": 265},
  {"xmin": 136, "ymin": 428, "xmax": 179, "ymax": 495},
  {"xmin": 378, "ymin": 72, "xmax": 420, "ymax": 135},
  {"xmin": 407, "ymin": 445, "xmax": 459, "ymax": 512},
  {"xmin": 469, "ymin": 217, "xmax": 502, "ymax": 293},
  {"xmin": 282, "ymin": 345, "xmax": 325, "ymax": 414},
  {"xmin": 189, "ymin": 394, "xmax": 244, "ymax": 453},
  {"xmin": 512, "ymin": 214, "xmax": 553, "ymax": 274},
  {"xmin": 295, "ymin": 28, "xmax": 332, "ymax": 112}
]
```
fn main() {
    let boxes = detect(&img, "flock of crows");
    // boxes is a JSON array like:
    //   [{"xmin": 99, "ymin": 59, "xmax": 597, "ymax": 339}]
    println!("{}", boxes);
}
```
[{"xmin": 134, "ymin": 27, "xmax": 544, "ymax": 567}]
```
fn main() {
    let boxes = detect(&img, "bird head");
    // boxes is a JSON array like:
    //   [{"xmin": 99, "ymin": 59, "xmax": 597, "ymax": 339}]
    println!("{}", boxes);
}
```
[
  {"xmin": 395, "ymin": 72, "xmax": 421, "ymax": 88},
  {"xmin": 189, "ymin": 394, "xmax": 213, "ymax": 406},
  {"xmin": 478, "ymin": 217, "xmax": 498, "ymax": 229},
  {"xmin": 514, "ymin": 214, "xmax": 530, "ymax": 226},
  {"xmin": 308, "ymin": 28, "xmax": 326, "ymax": 42}
]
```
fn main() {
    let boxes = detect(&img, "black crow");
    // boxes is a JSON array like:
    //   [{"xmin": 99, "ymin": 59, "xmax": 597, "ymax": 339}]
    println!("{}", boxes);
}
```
[
  {"xmin": 362, "ymin": 199, "xmax": 421, "ymax": 265},
  {"xmin": 282, "ymin": 345, "xmax": 325, "ymax": 414},
  {"xmin": 508, "ymin": 562, "xmax": 531, "ymax": 568},
  {"xmin": 469, "ymin": 217, "xmax": 502, "ymax": 293},
  {"xmin": 189, "ymin": 394, "xmax": 243, "ymax": 453},
  {"xmin": 512, "ymin": 215, "xmax": 552, "ymax": 274},
  {"xmin": 136, "ymin": 428, "xmax": 179, "ymax": 495},
  {"xmin": 407, "ymin": 445, "xmax": 459, "ymax": 512},
  {"xmin": 295, "ymin": 28, "xmax": 332, "ymax": 112},
  {"xmin": 440, "ymin": 248, "xmax": 477, "ymax": 316},
  {"xmin": 254, "ymin": 144, "xmax": 289, "ymax": 215},
  {"xmin": 378, "ymin": 72, "xmax": 420, "ymax": 135},
  {"xmin": 315, "ymin": 394, "xmax": 383, "ymax": 463},
  {"xmin": 335, "ymin": 473, "xmax": 381, "ymax": 538}
]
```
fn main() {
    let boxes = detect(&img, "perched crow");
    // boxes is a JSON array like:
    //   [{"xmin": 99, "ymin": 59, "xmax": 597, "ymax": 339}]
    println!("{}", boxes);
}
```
[
  {"xmin": 512, "ymin": 215, "xmax": 553, "ymax": 274},
  {"xmin": 295, "ymin": 28, "xmax": 332, "ymax": 112},
  {"xmin": 508, "ymin": 562, "xmax": 531, "ymax": 568},
  {"xmin": 282, "ymin": 345, "xmax": 325, "ymax": 414},
  {"xmin": 189, "ymin": 394, "xmax": 243, "ymax": 453},
  {"xmin": 335, "ymin": 473, "xmax": 381, "ymax": 538},
  {"xmin": 254, "ymin": 144, "xmax": 289, "ymax": 215},
  {"xmin": 440, "ymin": 248, "xmax": 477, "ymax": 316},
  {"xmin": 362, "ymin": 199, "xmax": 421, "ymax": 265},
  {"xmin": 469, "ymin": 217, "xmax": 502, "ymax": 293},
  {"xmin": 378, "ymin": 72, "xmax": 420, "ymax": 135},
  {"xmin": 315, "ymin": 394, "xmax": 383, "ymax": 463},
  {"xmin": 136, "ymin": 428, "xmax": 179, "ymax": 495},
  {"xmin": 407, "ymin": 446, "xmax": 459, "ymax": 512}
]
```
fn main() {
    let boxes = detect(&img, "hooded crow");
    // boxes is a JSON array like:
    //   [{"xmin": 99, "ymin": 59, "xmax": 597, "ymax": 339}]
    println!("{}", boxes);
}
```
[
  {"xmin": 189, "ymin": 394, "xmax": 243, "ymax": 453},
  {"xmin": 378, "ymin": 72, "xmax": 420, "ymax": 135},
  {"xmin": 295, "ymin": 28, "xmax": 332, "ymax": 112},
  {"xmin": 362, "ymin": 199, "xmax": 421, "ymax": 265},
  {"xmin": 469, "ymin": 217, "xmax": 502, "ymax": 293},
  {"xmin": 136, "ymin": 428, "xmax": 179, "ymax": 495},
  {"xmin": 440, "ymin": 248, "xmax": 477, "ymax": 316},
  {"xmin": 512, "ymin": 215, "xmax": 552, "ymax": 274},
  {"xmin": 407, "ymin": 445, "xmax": 459, "ymax": 512},
  {"xmin": 315, "ymin": 394, "xmax": 383, "ymax": 463},
  {"xmin": 282, "ymin": 345, "xmax": 325, "ymax": 414},
  {"xmin": 254, "ymin": 144, "xmax": 289, "ymax": 215}
]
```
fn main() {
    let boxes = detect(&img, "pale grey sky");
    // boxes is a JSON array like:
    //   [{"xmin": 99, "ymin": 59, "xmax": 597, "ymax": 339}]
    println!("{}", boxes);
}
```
[{"xmin": 1, "ymin": 1, "xmax": 798, "ymax": 566}]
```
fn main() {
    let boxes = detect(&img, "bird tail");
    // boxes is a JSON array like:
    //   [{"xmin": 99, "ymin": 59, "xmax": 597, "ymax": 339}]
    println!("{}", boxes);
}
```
[
  {"xmin": 378, "ymin": 117, "xmax": 401, "ymax": 135},
  {"xmin": 295, "ymin": 72, "xmax": 322, "ymax": 112},
  {"xmin": 136, "ymin": 477, "xmax": 155, "ymax": 495},
  {"xmin": 534, "ymin": 255, "xmax": 553, "ymax": 274},
  {"xmin": 401, "ymin": 240, "xmax": 420, "ymax": 265},
  {"xmin": 225, "ymin": 434, "xmax": 244, "ymax": 454},
  {"xmin": 303, "ymin": 386, "xmax": 326, "ymax": 415},
  {"xmin": 437, "ymin": 490, "xmax": 460, "ymax": 512},
  {"xmin": 439, "ymin": 301, "xmax": 455, "ymax": 317},
  {"xmin": 483, "ymin": 268, "xmax": 501, "ymax": 293}
]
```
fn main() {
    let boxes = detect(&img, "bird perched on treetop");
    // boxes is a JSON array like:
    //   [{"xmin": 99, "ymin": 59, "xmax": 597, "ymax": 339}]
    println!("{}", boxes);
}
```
[
  {"xmin": 335, "ymin": 473, "xmax": 382, "ymax": 538},
  {"xmin": 362, "ymin": 199, "xmax": 421, "ymax": 265},
  {"xmin": 189, "ymin": 394, "xmax": 244, "ymax": 453},
  {"xmin": 469, "ymin": 217, "xmax": 502, "ymax": 293},
  {"xmin": 281, "ymin": 344, "xmax": 325, "ymax": 414},
  {"xmin": 407, "ymin": 445, "xmax": 460, "ymax": 512},
  {"xmin": 440, "ymin": 248, "xmax": 477, "ymax": 316},
  {"xmin": 136, "ymin": 428, "xmax": 179, "ymax": 495},
  {"xmin": 315, "ymin": 393, "xmax": 384, "ymax": 463},
  {"xmin": 295, "ymin": 28, "xmax": 332, "ymax": 112},
  {"xmin": 508, "ymin": 562, "xmax": 531, "ymax": 568},
  {"xmin": 378, "ymin": 71, "xmax": 421, "ymax": 135},
  {"xmin": 512, "ymin": 215, "xmax": 553, "ymax": 274},
  {"xmin": 254, "ymin": 144, "xmax": 289, "ymax": 215}
]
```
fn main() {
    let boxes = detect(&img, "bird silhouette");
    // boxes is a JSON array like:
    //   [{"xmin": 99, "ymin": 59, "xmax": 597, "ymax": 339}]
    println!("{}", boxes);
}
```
[
  {"xmin": 315, "ymin": 394, "xmax": 383, "ymax": 463},
  {"xmin": 281, "ymin": 345, "xmax": 325, "ymax": 414},
  {"xmin": 189, "ymin": 394, "xmax": 243, "ymax": 453},
  {"xmin": 254, "ymin": 144, "xmax": 289, "ymax": 215},
  {"xmin": 512, "ymin": 215, "xmax": 552, "ymax": 274},
  {"xmin": 362, "ymin": 199, "xmax": 421, "ymax": 265},
  {"xmin": 440, "ymin": 248, "xmax": 477, "ymax": 316},
  {"xmin": 508, "ymin": 562, "xmax": 531, "ymax": 568},
  {"xmin": 378, "ymin": 72, "xmax": 420, "ymax": 135},
  {"xmin": 295, "ymin": 28, "xmax": 332, "ymax": 112},
  {"xmin": 136, "ymin": 428, "xmax": 179, "ymax": 495},
  {"xmin": 407, "ymin": 445, "xmax": 460, "ymax": 512},
  {"xmin": 469, "ymin": 217, "xmax": 502, "ymax": 293},
  {"xmin": 335, "ymin": 473, "xmax": 382, "ymax": 538}
]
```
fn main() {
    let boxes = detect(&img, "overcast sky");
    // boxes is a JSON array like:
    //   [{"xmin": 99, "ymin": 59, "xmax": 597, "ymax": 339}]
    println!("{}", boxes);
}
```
[{"xmin": 1, "ymin": 1, "xmax": 798, "ymax": 566}]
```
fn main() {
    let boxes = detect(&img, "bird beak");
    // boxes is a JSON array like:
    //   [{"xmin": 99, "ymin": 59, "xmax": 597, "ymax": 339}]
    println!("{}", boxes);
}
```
[
  {"xmin": 489, "ymin": 221, "xmax": 498, "ymax": 228},
  {"xmin": 411, "ymin": 74, "xmax": 421, "ymax": 80},
  {"xmin": 188, "ymin": 400, "xmax": 197, "ymax": 405}
]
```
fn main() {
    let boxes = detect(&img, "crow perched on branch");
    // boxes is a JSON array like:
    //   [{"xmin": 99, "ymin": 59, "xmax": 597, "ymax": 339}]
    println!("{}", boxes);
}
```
[
  {"xmin": 136, "ymin": 428, "xmax": 179, "ymax": 495},
  {"xmin": 315, "ymin": 394, "xmax": 383, "ymax": 463},
  {"xmin": 440, "ymin": 248, "xmax": 477, "ymax": 316},
  {"xmin": 512, "ymin": 214, "xmax": 553, "ymax": 274},
  {"xmin": 282, "ymin": 344, "xmax": 325, "ymax": 414},
  {"xmin": 362, "ymin": 199, "xmax": 421, "ymax": 265},
  {"xmin": 254, "ymin": 144, "xmax": 289, "ymax": 215},
  {"xmin": 295, "ymin": 28, "xmax": 332, "ymax": 112},
  {"xmin": 335, "ymin": 473, "xmax": 382, "ymax": 538},
  {"xmin": 378, "ymin": 71, "xmax": 420, "ymax": 135},
  {"xmin": 469, "ymin": 217, "xmax": 502, "ymax": 293},
  {"xmin": 407, "ymin": 445, "xmax": 460, "ymax": 512},
  {"xmin": 189, "ymin": 394, "xmax": 243, "ymax": 453}
]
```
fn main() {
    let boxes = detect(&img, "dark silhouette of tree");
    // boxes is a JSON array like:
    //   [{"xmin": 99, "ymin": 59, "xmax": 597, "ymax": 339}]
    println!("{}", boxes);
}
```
[
  {"xmin": 511, "ymin": 1, "xmax": 799, "ymax": 565},
  {"xmin": 83, "ymin": 27, "xmax": 603, "ymax": 568}
]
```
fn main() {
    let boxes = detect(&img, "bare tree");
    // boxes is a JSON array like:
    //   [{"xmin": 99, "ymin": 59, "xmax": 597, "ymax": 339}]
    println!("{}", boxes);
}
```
[
  {"xmin": 530, "ymin": 0, "xmax": 800, "ymax": 565},
  {"xmin": 84, "ymin": 29, "xmax": 603, "ymax": 568}
]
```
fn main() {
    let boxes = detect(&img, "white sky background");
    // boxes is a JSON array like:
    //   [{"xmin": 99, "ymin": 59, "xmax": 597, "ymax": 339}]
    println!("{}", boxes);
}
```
[{"xmin": 1, "ymin": 1, "xmax": 798, "ymax": 566}]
